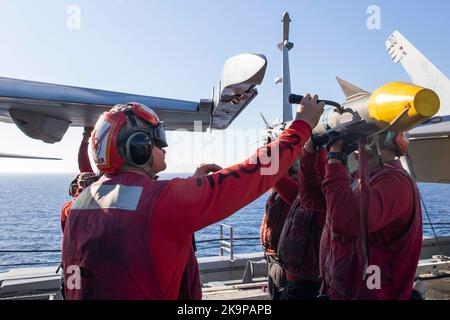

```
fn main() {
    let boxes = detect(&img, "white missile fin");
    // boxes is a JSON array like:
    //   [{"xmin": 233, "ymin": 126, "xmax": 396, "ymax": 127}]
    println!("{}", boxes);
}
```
[{"xmin": 336, "ymin": 77, "xmax": 370, "ymax": 100}]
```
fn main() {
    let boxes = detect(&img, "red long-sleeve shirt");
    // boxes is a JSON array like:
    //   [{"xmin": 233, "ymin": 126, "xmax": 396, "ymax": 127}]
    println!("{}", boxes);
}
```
[
  {"xmin": 274, "ymin": 149, "xmax": 327, "ymax": 210},
  {"xmin": 274, "ymin": 175, "xmax": 297, "ymax": 206},
  {"xmin": 298, "ymin": 150, "xmax": 327, "ymax": 227},
  {"xmin": 321, "ymin": 160, "xmax": 422, "ymax": 299},
  {"xmin": 260, "ymin": 189, "xmax": 292, "ymax": 257},
  {"xmin": 150, "ymin": 120, "xmax": 312, "ymax": 299},
  {"xmin": 61, "ymin": 141, "xmax": 94, "ymax": 231},
  {"xmin": 322, "ymin": 161, "xmax": 413, "ymax": 238},
  {"xmin": 78, "ymin": 141, "xmax": 94, "ymax": 173},
  {"xmin": 275, "ymin": 149, "xmax": 327, "ymax": 282}
]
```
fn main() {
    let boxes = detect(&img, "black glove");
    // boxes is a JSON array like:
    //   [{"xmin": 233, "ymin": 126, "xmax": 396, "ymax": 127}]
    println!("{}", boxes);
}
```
[
  {"xmin": 326, "ymin": 136, "xmax": 359, "ymax": 165},
  {"xmin": 311, "ymin": 130, "xmax": 342, "ymax": 150},
  {"xmin": 311, "ymin": 133, "xmax": 330, "ymax": 150},
  {"xmin": 326, "ymin": 133, "xmax": 358, "ymax": 155},
  {"xmin": 312, "ymin": 130, "xmax": 359, "ymax": 154},
  {"xmin": 341, "ymin": 139, "xmax": 358, "ymax": 155}
]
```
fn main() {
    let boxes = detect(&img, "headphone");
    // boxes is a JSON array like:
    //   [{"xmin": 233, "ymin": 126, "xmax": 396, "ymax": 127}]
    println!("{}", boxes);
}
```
[
  {"xmin": 121, "ymin": 111, "xmax": 154, "ymax": 168},
  {"xmin": 379, "ymin": 131, "xmax": 409, "ymax": 157}
]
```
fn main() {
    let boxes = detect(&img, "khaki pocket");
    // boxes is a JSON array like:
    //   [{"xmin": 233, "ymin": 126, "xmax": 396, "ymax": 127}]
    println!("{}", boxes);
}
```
[{"xmin": 268, "ymin": 261, "xmax": 286, "ymax": 292}]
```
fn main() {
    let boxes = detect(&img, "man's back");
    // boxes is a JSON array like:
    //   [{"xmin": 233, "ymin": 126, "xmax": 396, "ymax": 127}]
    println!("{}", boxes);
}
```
[
  {"xmin": 63, "ymin": 172, "xmax": 167, "ymax": 300},
  {"xmin": 321, "ymin": 160, "xmax": 422, "ymax": 299}
]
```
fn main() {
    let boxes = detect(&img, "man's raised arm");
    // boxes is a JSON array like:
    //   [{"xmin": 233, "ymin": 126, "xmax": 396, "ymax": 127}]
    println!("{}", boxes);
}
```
[{"xmin": 158, "ymin": 95, "xmax": 325, "ymax": 234}]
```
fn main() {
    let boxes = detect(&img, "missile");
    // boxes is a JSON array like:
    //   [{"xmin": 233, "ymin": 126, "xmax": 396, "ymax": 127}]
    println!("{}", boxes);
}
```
[
  {"xmin": 367, "ymin": 82, "xmax": 439, "ymax": 131},
  {"xmin": 291, "ymin": 80, "xmax": 440, "ymax": 141}
]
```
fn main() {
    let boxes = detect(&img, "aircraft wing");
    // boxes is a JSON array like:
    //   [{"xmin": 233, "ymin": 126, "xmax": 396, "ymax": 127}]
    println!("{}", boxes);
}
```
[
  {"xmin": 0, "ymin": 76, "xmax": 211, "ymax": 143},
  {"xmin": 0, "ymin": 54, "xmax": 267, "ymax": 143},
  {"xmin": 0, "ymin": 152, "xmax": 61, "ymax": 160},
  {"xmin": 386, "ymin": 31, "xmax": 450, "ymax": 182},
  {"xmin": 408, "ymin": 116, "xmax": 450, "ymax": 183},
  {"xmin": 386, "ymin": 30, "xmax": 450, "ymax": 116}
]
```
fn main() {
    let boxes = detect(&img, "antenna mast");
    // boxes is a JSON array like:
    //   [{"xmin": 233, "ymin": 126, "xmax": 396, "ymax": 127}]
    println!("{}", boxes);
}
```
[{"xmin": 278, "ymin": 12, "xmax": 294, "ymax": 122}]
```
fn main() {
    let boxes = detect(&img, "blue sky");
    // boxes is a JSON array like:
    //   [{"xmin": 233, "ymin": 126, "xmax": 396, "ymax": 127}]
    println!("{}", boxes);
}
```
[{"xmin": 0, "ymin": 0, "xmax": 449, "ymax": 173}]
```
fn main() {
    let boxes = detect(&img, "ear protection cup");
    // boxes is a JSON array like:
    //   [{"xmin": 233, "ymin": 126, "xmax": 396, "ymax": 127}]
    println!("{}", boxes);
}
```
[
  {"xmin": 92, "ymin": 103, "xmax": 167, "ymax": 173},
  {"xmin": 123, "ymin": 131, "xmax": 154, "ymax": 167},
  {"xmin": 381, "ymin": 132, "xmax": 409, "ymax": 156}
]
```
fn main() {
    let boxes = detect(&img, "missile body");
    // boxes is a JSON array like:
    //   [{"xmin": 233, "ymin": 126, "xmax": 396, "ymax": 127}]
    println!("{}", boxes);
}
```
[{"xmin": 313, "ymin": 82, "xmax": 440, "ymax": 137}]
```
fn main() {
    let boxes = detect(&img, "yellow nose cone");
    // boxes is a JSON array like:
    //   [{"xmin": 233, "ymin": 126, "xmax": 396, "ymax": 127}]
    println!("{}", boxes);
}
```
[{"xmin": 368, "ymin": 82, "xmax": 440, "ymax": 131}]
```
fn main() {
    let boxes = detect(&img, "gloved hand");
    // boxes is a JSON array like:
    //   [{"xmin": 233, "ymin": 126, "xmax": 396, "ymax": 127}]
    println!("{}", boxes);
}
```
[
  {"xmin": 311, "ymin": 130, "xmax": 357, "ymax": 155},
  {"xmin": 311, "ymin": 133, "xmax": 330, "ymax": 150},
  {"xmin": 327, "ymin": 135, "xmax": 358, "ymax": 155},
  {"xmin": 311, "ymin": 129, "xmax": 344, "ymax": 151}
]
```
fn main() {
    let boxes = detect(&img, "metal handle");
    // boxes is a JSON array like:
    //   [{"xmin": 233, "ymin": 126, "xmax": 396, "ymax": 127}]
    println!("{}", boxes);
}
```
[{"xmin": 288, "ymin": 94, "xmax": 344, "ymax": 113}]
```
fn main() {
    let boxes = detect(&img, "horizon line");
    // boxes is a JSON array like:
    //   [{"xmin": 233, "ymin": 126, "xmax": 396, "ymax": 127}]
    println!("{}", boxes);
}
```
[{"xmin": 0, "ymin": 171, "xmax": 192, "ymax": 175}]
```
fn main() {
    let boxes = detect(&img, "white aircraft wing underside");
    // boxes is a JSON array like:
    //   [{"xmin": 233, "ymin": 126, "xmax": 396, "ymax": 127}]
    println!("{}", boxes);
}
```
[
  {"xmin": 0, "ymin": 152, "xmax": 61, "ymax": 160},
  {"xmin": 0, "ymin": 53, "xmax": 267, "ymax": 143},
  {"xmin": 0, "ymin": 77, "xmax": 212, "ymax": 143},
  {"xmin": 408, "ymin": 117, "xmax": 450, "ymax": 183}
]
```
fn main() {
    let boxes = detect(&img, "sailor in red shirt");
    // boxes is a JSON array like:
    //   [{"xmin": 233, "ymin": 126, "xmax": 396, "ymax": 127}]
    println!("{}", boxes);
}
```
[
  {"xmin": 60, "ymin": 128, "xmax": 97, "ymax": 232},
  {"xmin": 78, "ymin": 127, "xmax": 95, "ymax": 174},
  {"xmin": 260, "ymin": 127, "xmax": 300, "ymax": 300},
  {"xmin": 321, "ymin": 132, "xmax": 422, "ymax": 300},
  {"xmin": 275, "ymin": 139, "xmax": 327, "ymax": 300},
  {"xmin": 59, "ymin": 128, "xmax": 99, "ymax": 299},
  {"xmin": 260, "ymin": 172, "xmax": 296, "ymax": 300},
  {"xmin": 62, "ymin": 95, "xmax": 324, "ymax": 300}
]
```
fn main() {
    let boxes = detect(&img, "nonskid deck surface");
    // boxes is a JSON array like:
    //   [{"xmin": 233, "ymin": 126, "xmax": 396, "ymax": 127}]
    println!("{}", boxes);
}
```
[
  {"xmin": 202, "ymin": 276, "xmax": 450, "ymax": 300},
  {"xmin": 202, "ymin": 280, "xmax": 269, "ymax": 300},
  {"xmin": 418, "ymin": 271, "xmax": 450, "ymax": 300},
  {"xmin": 1, "ymin": 267, "xmax": 450, "ymax": 300}
]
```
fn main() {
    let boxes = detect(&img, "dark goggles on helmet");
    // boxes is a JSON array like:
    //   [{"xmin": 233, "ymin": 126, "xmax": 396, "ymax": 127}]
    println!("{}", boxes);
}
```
[
  {"xmin": 126, "ymin": 124, "xmax": 167, "ymax": 166},
  {"xmin": 148, "ymin": 121, "xmax": 168, "ymax": 149},
  {"xmin": 125, "ymin": 122, "xmax": 167, "ymax": 165}
]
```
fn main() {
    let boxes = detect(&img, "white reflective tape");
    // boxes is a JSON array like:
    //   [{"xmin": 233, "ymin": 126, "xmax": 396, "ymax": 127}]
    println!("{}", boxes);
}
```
[
  {"xmin": 92, "ymin": 119, "xmax": 111, "ymax": 166},
  {"xmin": 72, "ymin": 184, "xmax": 143, "ymax": 211}
]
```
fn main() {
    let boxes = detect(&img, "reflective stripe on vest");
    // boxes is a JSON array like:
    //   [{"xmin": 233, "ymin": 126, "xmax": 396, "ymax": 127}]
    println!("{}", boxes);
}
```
[
  {"xmin": 71, "ymin": 184, "xmax": 143, "ymax": 211},
  {"xmin": 63, "ymin": 172, "xmax": 169, "ymax": 300}
]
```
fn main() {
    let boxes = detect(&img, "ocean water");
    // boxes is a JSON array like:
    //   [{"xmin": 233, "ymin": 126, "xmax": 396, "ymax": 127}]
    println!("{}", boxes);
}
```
[{"xmin": 0, "ymin": 173, "xmax": 449, "ymax": 273}]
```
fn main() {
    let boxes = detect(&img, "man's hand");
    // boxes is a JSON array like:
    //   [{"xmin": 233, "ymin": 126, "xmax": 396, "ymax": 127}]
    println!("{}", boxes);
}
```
[
  {"xmin": 327, "ymin": 139, "xmax": 344, "ymax": 164},
  {"xmin": 329, "ymin": 139, "xmax": 343, "ymax": 153},
  {"xmin": 295, "ymin": 94, "xmax": 325, "ymax": 130},
  {"xmin": 193, "ymin": 163, "xmax": 223, "ymax": 177},
  {"xmin": 82, "ymin": 127, "xmax": 94, "ymax": 143},
  {"xmin": 327, "ymin": 138, "xmax": 359, "ymax": 164}
]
